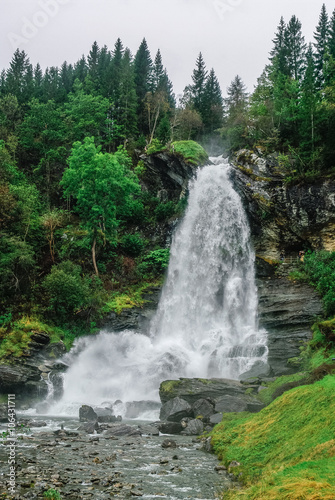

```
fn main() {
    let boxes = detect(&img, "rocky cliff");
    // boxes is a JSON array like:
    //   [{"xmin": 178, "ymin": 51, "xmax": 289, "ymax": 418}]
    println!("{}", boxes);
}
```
[{"xmin": 230, "ymin": 149, "xmax": 335, "ymax": 259}]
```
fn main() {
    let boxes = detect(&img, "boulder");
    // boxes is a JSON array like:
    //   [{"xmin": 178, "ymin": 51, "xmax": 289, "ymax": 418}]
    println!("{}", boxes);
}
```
[
  {"xmin": 214, "ymin": 395, "xmax": 265, "ymax": 414},
  {"xmin": 159, "ymin": 378, "xmax": 252, "ymax": 405},
  {"xmin": 158, "ymin": 421, "xmax": 183, "ymax": 435},
  {"xmin": 0, "ymin": 364, "xmax": 48, "ymax": 402},
  {"xmin": 79, "ymin": 405, "xmax": 97, "ymax": 422},
  {"xmin": 192, "ymin": 398, "xmax": 215, "ymax": 420},
  {"xmin": 181, "ymin": 418, "xmax": 204, "ymax": 436},
  {"xmin": 239, "ymin": 361, "xmax": 272, "ymax": 382},
  {"xmin": 139, "ymin": 424, "xmax": 160, "ymax": 436},
  {"xmin": 78, "ymin": 421, "xmax": 99, "ymax": 433},
  {"xmin": 161, "ymin": 438, "xmax": 177, "ymax": 448},
  {"xmin": 214, "ymin": 395, "xmax": 250, "ymax": 413},
  {"xmin": 159, "ymin": 397, "xmax": 193, "ymax": 422},
  {"xmin": 209, "ymin": 413, "xmax": 223, "ymax": 424},
  {"xmin": 104, "ymin": 424, "xmax": 141, "ymax": 437},
  {"xmin": 94, "ymin": 408, "xmax": 118, "ymax": 423}
]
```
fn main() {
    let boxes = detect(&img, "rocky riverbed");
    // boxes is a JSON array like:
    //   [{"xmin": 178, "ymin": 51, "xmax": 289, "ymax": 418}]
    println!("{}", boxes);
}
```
[{"xmin": 0, "ymin": 417, "xmax": 234, "ymax": 499}]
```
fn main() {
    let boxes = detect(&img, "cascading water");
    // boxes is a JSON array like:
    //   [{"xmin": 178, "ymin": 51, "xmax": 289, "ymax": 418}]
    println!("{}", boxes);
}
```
[{"xmin": 50, "ymin": 158, "xmax": 267, "ymax": 415}]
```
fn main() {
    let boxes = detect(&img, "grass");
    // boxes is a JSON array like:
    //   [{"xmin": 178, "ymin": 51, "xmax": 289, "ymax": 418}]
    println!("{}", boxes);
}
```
[
  {"xmin": 0, "ymin": 316, "xmax": 76, "ymax": 360},
  {"xmin": 102, "ymin": 278, "xmax": 163, "ymax": 315},
  {"xmin": 171, "ymin": 140, "xmax": 208, "ymax": 165},
  {"xmin": 211, "ymin": 375, "xmax": 335, "ymax": 499}
]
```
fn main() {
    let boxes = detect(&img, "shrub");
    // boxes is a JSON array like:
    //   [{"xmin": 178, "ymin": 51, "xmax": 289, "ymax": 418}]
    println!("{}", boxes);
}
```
[
  {"xmin": 120, "ymin": 234, "xmax": 146, "ymax": 257},
  {"xmin": 304, "ymin": 251, "xmax": 335, "ymax": 316},
  {"xmin": 43, "ymin": 261, "xmax": 89, "ymax": 318},
  {"xmin": 172, "ymin": 140, "xmax": 208, "ymax": 165},
  {"xmin": 154, "ymin": 201, "xmax": 176, "ymax": 221},
  {"xmin": 137, "ymin": 248, "xmax": 170, "ymax": 276}
]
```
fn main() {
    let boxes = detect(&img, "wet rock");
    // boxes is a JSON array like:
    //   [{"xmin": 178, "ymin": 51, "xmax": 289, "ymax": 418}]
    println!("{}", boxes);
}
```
[
  {"xmin": 161, "ymin": 438, "xmax": 177, "ymax": 449},
  {"xmin": 104, "ymin": 424, "xmax": 141, "ymax": 437},
  {"xmin": 258, "ymin": 277, "xmax": 323, "ymax": 375},
  {"xmin": 0, "ymin": 364, "xmax": 48, "ymax": 402},
  {"xmin": 181, "ymin": 418, "xmax": 204, "ymax": 436},
  {"xmin": 49, "ymin": 371, "xmax": 64, "ymax": 400},
  {"xmin": 139, "ymin": 424, "xmax": 160, "ymax": 436},
  {"xmin": 77, "ymin": 421, "xmax": 99, "ymax": 433},
  {"xmin": 79, "ymin": 405, "xmax": 97, "ymax": 422},
  {"xmin": 158, "ymin": 422, "xmax": 183, "ymax": 435},
  {"xmin": 214, "ymin": 395, "xmax": 249, "ymax": 413},
  {"xmin": 0, "ymin": 403, "xmax": 7, "ymax": 422},
  {"xmin": 192, "ymin": 398, "xmax": 215, "ymax": 420},
  {"xmin": 209, "ymin": 413, "xmax": 223, "ymax": 424},
  {"xmin": 27, "ymin": 420, "xmax": 47, "ymax": 428},
  {"xmin": 159, "ymin": 378, "xmax": 251, "ymax": 405},
  {"xmin": 94, "ymin": 407, "xmax": 117, "ymax": 423},
  {"xmin": 239, "ymin": 361, "xmax": 272, "ymax": 381},
  {"xmin": 159, "ymin": 397, "xmax": 193, "ymax": 422}
]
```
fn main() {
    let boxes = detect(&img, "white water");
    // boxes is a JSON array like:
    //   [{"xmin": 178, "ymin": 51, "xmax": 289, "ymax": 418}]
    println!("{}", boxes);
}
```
[{"xmin": 50, "ymin": 158, "xmax": 267, "ymax": 416}]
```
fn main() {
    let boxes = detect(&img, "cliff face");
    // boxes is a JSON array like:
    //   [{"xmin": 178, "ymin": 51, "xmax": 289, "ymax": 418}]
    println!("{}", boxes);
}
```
[
  {"xmin": 230, "ymin": 149, "xmax": 335, "ymax": 260},
  {"xmin": 141, "ymin": 151, "xmax": 198, "ymax": 202},
  {"xmin": 230, "ymin": 150, "xmax": 331, "ymax": 375}
]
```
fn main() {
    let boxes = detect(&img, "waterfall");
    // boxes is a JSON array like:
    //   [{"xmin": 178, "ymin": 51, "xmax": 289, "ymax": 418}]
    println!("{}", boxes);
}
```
[{"xmin": 50, "ymin": 158, "xmax": 267, "ymax": 415}]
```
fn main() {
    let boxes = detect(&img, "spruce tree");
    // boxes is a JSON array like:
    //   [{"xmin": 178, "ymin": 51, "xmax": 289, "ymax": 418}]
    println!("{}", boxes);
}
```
[
  {"xmin": 152, "ymin": 49, "xmax": 165, "ymax": 91},
  {"xmin": 299, "ymin": 44, "xmax": 318, "ymax": 160},
  {"xmin": 285, "ymin": 15, "xmax": 307, "ymax": 81},
  {"xmin": 329, "ymin": 9, "xmax": 335, "ymax": 58},
  {"xmin": 134, "ymin": 38, "xmax": 153, "ymax": 133},
  {"xmin": 202, "ymin": 68, "xmax": 223, "ymax": 133},
  {"xmin": 87, "ymin": 41, "xmax": 100, "ymax": 88},
  {"xmin": 269, "ymin": 17, "xmax": 289, "ymax": 76},
  {"xmin": 6, "ymin": 49, "xmax": 31, "ymax": 103},
  {"xmin": 191, "ymin": 52, "xmax": 208, "ymax": 118},
  {"xmin": 314, "ymin": 3, "xmax": 329, "ymax": 88}
]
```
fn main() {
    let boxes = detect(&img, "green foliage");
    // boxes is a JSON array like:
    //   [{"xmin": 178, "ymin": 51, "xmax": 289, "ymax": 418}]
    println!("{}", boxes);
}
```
[
  {"xmin": 0, "ymin": 316, "xmax": 72, "ymax": 360},
  {"xmin": 304, "ymin": 251, "xmax": 335, "ymax": 316},
  {"xmin": 154, "ymin": 201, "xmax": 176, "ymax": 221},
  {"xmin": 146, "ymin": 138, "xmax": 164, "ymax": 154},
  {"xmin": 212, "ymin": 376, "xmax": 335, "ymax": 500},
  {"xmin": 43, "ymin": 489, "xmax": 61, "ymax": 500},
  {"xmin": 42, "ymin": 261, "xmax": 90, "ymax": 318},
  {"xmin": 171, "ymin": 140, "xmax": 208, "ymax": 165},
  {"xmin": 137, "ymin": 248, "xmax": 170, "ymax": 277},
  {"xmin": 120, "ymin": 233, "xmax": 146, "ymax": 257}
]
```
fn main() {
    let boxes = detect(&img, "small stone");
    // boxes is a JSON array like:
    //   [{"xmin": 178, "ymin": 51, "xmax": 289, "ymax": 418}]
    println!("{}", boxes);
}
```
[
  {"xmin": 131, "ymin": 490, "xmax": 143, "ymax": 497},
  {"xmin": 160, "ymin": 458, "xmax": 169, "ymax": 464}
]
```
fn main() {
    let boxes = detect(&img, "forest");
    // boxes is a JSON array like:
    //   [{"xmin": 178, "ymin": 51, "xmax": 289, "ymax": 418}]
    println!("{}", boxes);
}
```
[{"xmin": 1, "ymin": 3, "xmax": 335, "ymax": 347}]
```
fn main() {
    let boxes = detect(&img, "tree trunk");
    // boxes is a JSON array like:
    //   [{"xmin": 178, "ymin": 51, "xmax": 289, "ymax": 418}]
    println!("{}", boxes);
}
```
[{"xmin": 92, "ymin": 238, "xmax": 99, "ymax": 276}]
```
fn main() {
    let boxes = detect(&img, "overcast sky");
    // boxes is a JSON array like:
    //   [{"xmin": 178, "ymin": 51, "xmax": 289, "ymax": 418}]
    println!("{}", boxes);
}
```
[{"xmin": 1, "ymin": 0, "xmax": 334, "ymax": 99}]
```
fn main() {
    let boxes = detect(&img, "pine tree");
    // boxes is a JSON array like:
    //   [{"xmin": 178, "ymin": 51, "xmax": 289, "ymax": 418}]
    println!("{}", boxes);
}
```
[
  {"xmin": 97, "ymin": 45, "xmax": 112, "ymax": 97},
  {"xmin": 152, "ymin": 49, "xmax": 165, "ymax": 91},
  {"xmin": 314, "ymin": 3, "xmax": 329, "ymax": 88},
  {"xmin": 87, "ymin": 41, "xmax": 100, "ymax": 88},
  {"xmin": 134, "ymin": 38, "xmax": 153, "ymax": 133},
  {"xmin": 285, "ymin": 15, "xmax": 307, "ymax": 81},
  {"xmin": 34, "ymin": 63, "xmax": 43, "ymax": 99},
  {"xmin": 191, "ymin": 52, "xmax": 208, "ymax": 117},
  {"xmin": 73, "ymin": 55, "xmax": 88, "ymax": 83},
  {"xmin": 6, "ymin": 49, "xmax": 31, "ymax": 103},
  {"xmin": 299, "ymin": 44, "xmax": 318, "ymax": 160},
  {"xmin": 202, "ymin": 68, "xmax": 223, "ymax": 133},
  {"xmin": 223, "ymin": 75, "xmax": 248, "ymax": 151},
  {"xmin": 269, "ymin": 17, "xmax": 289, "ymax": 76},
  {"xmin": 329, "ymin": 9, "xmax": 335, "ymax": 58}
]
